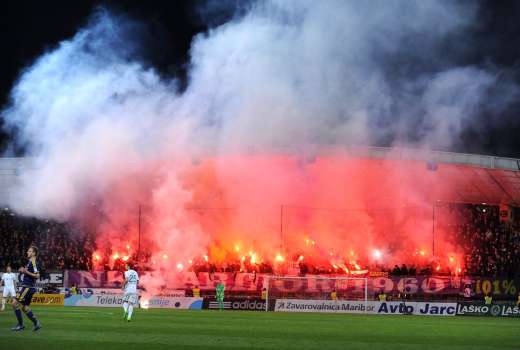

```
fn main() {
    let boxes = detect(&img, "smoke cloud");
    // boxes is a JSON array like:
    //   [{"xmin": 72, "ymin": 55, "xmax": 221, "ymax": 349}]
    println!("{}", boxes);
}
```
[{"xmin": 1, "ymin": 1, "xmax": 517, "ymax": 285}]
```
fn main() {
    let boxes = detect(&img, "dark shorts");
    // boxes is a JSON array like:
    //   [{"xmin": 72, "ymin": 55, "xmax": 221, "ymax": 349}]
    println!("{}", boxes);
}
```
[{"xmin": 16, "ymin": 287, "xmax": 36, "ymax": 306}]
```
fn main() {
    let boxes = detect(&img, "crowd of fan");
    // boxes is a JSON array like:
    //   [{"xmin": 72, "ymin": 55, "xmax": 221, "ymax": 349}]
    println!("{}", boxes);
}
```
[
  {"xmin": 443, "ymin": 204, "xmax": 520, "ymax": 277},
  {"xmin": 0, "ymin": 208, "xmax": 95, "ymax": 271},
  {"xmin": 1, "ymin": 205, "xmax": 519, "ymax": 277}
]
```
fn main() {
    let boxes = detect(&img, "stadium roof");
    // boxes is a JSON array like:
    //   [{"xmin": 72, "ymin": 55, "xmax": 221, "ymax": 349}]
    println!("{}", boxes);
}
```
[
  {"xmin": 432, "ymin": 164, "xmax": 520, "ymax": 205},
  {"xmin": 0, "ymin": 147, "xmax": 519, "ymax": 206},
  {"xmin": 344, "ymin": 147, "xmax": 520, "ymax": 206}
]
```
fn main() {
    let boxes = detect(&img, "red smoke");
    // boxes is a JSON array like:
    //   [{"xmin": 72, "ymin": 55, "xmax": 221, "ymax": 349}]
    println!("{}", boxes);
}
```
[{"xmin": 81, "ymin": 151, "xmax": 464, "ymax": 287}]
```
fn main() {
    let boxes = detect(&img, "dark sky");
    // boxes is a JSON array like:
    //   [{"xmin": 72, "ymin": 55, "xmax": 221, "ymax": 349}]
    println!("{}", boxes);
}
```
[{"xmin": 0, "ymin": 0, "xmax": 519, "ymax": 158}]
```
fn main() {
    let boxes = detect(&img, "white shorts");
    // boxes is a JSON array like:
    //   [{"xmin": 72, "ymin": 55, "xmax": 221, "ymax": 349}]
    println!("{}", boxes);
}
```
[
  {"xmin": 122, "ymin": 293, "xmax": 139, "ymax": 305},
  {"xmin": 2, "ymin": 287, "xmax": 16, "ymax": 298}
]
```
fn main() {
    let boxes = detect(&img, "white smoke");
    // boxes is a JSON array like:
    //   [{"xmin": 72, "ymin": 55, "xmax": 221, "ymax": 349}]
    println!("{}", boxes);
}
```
[{"xmin": 1, "ymin": 0, "xmax": 516, "ymax": 220}]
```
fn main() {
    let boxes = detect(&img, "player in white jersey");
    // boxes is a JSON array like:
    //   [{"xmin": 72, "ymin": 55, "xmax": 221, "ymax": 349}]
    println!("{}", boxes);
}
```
[
  {"xmin": 121, "ymin": 263, "xmax": 139, "ymax": 322},
  {"xmin": 1, "ymin": 266, "xmax": 17, "ymax": 311}
]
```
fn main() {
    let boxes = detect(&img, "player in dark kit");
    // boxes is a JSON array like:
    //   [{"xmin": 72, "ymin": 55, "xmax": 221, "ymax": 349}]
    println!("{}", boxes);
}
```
[{"xmin": 11, "ymin": 246, "xmax": 42, "ymax": 331}]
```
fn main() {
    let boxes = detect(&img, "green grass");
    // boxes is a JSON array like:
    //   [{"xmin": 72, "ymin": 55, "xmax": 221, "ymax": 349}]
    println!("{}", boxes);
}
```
[{"xmin": 0, "ymin": 306, "xmax": 518, "ymax": 350}]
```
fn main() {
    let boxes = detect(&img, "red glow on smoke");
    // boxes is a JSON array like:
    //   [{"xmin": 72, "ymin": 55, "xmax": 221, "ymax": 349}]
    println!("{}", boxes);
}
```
[{"xmin": 81, "ymin": 152, "xmax": 467, "ymax": 290}]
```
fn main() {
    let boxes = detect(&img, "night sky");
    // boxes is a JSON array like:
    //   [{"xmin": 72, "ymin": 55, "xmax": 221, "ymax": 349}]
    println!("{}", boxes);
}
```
[{"xmin": 1, "ymin": 0, "xmax": 520, "ymax": 158}]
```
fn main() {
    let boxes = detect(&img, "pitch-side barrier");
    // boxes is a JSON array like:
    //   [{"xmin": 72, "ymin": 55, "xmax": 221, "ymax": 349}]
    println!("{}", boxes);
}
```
[
  {"xmin": 63, "ymin": 293, "xmax": 202, "ymax": 310},
  {"xmin": 53, "ymin": 291, "xmax": 520, "ymax": 317}
]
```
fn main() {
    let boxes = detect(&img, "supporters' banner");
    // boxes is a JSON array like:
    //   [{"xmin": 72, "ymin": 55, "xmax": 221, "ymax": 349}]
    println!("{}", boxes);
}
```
[
  {"xmin": 270, "ymin": 276, "xmax": 520, "ymax": 298},
  {"xmin": 66, "ymin": 271, "xmax": 267, "ymax": 291},
  {"xmin": 64, "ymin": 293, "xmax": 202, "ymax": 309},
  {"xmin": 65, "ymin": 271, "xmax": 520, "ymax": 298},
  {"xmin": 38, "ymin": 272, "xmax": 64, "ymax": 287},
  {"xmin": 66, "ymin": 271, "xmax": 125, "ymax": 288},
  {"xmin": 31, "ymin": 293, "xmax": 64, "ymax": 306},
  {"xmin": 456, "ymin": 303, "xmax": 520, "ymax": 317},
  {"xmin": 270, "ymin": 276, "xmax": 456, "ymax": 295},
  {"xmin": 274, "ymin": 299, "xmax": 372, "ymax": 314},
  {"xmin": 202, "ymin": 298, "xmax": 267, "ymax": 311},
  {"xmin": 470, "ymin": 277, "xmax": 520, "ymax": 298}
]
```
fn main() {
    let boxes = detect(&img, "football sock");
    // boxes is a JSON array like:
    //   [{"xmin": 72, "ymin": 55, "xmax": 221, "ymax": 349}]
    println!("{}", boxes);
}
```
[
  {"xmin": 14, "ymin": 309, "xmax": 24, "ymax": 326},
  {"xmin": 25, "ymin": 310, "xmax": 38, "ymax": 325},
  {"xmin": 123, "ymin": 302, "xmax": 129, "ymax": 313},
  {"xmin": 127, "ymin": 305, "xmax": 133, "ymax": 319}
]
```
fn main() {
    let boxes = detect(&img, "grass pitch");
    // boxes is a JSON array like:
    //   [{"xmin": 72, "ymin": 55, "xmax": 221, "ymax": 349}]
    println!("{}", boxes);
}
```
[{"xmin": 0, "ymin": 306, "xmax": 517, "ymax": 350}]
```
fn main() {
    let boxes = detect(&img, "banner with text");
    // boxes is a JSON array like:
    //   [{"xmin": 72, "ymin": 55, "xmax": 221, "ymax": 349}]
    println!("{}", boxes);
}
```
[
  {"xmin": 31, "ymin": 293, "xmax": 64, "ymax": 306},
  {"xmin": 64, "ymin": 293, "xmax": 202, "ymax": 309},
  {"xmin": 64, "ymin": 293, "xmax": 125, "ymax": 307},
  {"xmin": 143, "ymin": 297, "xmax": 202, "ymax": 310},
  {"xmin": 274, "ymin": 299, "xmax": 372, "ymax": 314},
  {"xmin": 374, "ymin": 301, "xmax": 457, "ymax": 316},
  {"xmin": 202, "ymin": 298, "xmax": 267, "ymax": 311},
  {"xmin": 65, "ymin": 271, "xmax": 520, "ymax": 298},
  {"xmin": 274, "ymin": 299, "xmax": 457, "ymax": 316},
  {"xmin": 456, "ymin": 303, "xmax": 520, "ymax": 317}
]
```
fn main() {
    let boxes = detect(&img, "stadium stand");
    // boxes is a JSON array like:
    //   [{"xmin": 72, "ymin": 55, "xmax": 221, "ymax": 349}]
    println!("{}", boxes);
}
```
[
  {"xmin": 0, "ymin": 150, "xmax": 519, "ymax": 277},
  {"xmin": 1, "ymin": 204, "xmax": 519, "ymax": 277},
  {"xmin": 0, "ymin": 208, "xmax": 95, "ymax": 271}
]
